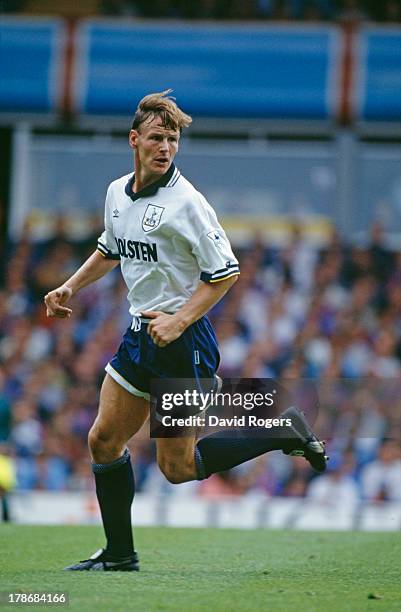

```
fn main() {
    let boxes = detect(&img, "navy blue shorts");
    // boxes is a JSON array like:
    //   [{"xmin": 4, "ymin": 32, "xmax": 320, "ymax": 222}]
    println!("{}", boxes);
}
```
[{"xmin": 105, "ymin": 316, "xmax": 220, "ymax": 399}]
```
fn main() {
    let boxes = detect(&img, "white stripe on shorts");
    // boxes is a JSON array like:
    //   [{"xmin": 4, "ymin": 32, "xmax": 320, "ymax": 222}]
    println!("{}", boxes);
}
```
[{"xmin": 105, "ymin": 363, "xmax": 150, "ymax": 401}]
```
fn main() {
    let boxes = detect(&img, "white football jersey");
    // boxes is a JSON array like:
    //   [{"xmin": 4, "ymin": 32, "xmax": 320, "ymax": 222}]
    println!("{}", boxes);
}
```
[{"xmin": 97, "ymin": 163, "xmax": 240, "ymax": 316}]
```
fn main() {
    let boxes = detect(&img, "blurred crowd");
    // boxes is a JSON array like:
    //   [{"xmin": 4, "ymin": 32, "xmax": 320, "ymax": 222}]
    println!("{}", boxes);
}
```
[
  {"xmin": 2, "ymin": 0, "xmax": 401, "ymax": 23},
  {"xmin": 1, "ymin": 217, "xmax": 401, "ymax": 506}
]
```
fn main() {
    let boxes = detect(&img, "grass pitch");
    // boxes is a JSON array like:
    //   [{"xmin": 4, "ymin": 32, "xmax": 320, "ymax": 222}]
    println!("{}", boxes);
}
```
[{"xmin": 1, "ymin": 525, "xmax": 400, "ymax": 611}]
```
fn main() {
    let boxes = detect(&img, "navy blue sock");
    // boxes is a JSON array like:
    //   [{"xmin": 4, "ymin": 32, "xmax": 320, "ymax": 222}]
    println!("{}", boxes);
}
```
[
  {"xmin": 92, "ymin": 449, "xmax": 135, "ymax": 558},
  {"xmin": 195, "ymin": 427, "xmax": 287, "ymax": 480}
]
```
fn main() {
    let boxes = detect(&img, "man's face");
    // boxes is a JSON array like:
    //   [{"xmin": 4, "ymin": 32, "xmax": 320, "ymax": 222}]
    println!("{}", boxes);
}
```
[{"xmin": 129, "ymin": 115, "xmax": 180, "ymax": 177}]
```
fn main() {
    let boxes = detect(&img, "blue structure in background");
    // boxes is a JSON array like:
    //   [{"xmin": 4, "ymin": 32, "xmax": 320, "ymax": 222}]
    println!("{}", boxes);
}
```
[
  {"xmin": 358, "ymin": 29, "xmax": 401, "ymax": 122},
  {"xmin": 0, "ymin": 18, "xmax": 63, "ymax": 113},
  {"xmin": 2, "ymin": 18, "xmax": 401, "ymax": 123},
  {"xmin": 75, "ymin": 23, "xmax": 339, "ymax": 120}
]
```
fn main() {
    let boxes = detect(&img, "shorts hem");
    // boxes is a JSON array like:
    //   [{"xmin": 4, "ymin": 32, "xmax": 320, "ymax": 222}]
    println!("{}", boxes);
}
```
[{"xmin": 105, "ymin": 363, "xmax": 150, "ymax": 400}]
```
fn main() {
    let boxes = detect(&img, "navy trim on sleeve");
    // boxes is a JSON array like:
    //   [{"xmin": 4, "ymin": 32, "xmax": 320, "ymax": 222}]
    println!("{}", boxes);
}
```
[
  {"xmin": 97, "ymin": 240, "xmax": 120, "ymax": 260},
  {"xmin": 200, "ymin": 263, "xmax": 240, "ymax": 283}
]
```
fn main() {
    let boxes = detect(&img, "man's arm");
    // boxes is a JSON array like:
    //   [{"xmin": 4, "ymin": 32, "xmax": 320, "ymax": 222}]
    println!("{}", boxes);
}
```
[
  {"xmin": 142, "ymin": 275, "xmax": 238, "ymax": 347},
  {"xmin": 44, "ymin": 250, "xmax": 119, "ymax": 318}
]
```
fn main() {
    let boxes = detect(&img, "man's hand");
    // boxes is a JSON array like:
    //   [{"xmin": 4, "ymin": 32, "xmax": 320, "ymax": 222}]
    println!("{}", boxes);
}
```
[
  {"xmin": 141, "ymin": 311, "xmax": 186, "ymax": 348},
  {"xmin": 44, "ymin": 285, "xmax": 73, "ymax": 318},
  {"xmin": 141, "ymin": 276, "xmax": 238, "ymax": 347}
]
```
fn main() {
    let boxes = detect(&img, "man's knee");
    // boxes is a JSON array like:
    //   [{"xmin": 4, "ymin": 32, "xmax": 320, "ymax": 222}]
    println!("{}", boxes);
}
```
[
  {"xmin": 88, "ymin": 425, "xmax": 123, "ymax": 462},
  {"xmin": 157, "ymin": 457, "xmax": 196, "ymax": 484}
]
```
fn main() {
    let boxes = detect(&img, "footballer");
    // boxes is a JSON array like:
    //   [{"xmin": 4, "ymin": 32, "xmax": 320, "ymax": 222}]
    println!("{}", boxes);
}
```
[{"xmin": 44, "ymin": 90, "xmax": 327, "ymax": 571}]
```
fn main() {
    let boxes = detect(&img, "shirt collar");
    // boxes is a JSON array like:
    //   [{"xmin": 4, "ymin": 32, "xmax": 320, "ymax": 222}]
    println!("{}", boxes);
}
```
[{"xmin": 124, "ymin": 163, "xmax": 176, "ymax": 202}]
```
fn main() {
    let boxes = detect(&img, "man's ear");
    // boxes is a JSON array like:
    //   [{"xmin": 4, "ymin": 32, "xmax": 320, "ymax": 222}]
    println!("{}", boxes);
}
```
[{"xmin": 129, "ymin": 129, "xmax": 139, "ymax": 149}]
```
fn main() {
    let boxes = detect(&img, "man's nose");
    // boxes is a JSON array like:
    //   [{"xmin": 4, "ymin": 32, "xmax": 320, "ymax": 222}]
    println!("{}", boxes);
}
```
[{"xmin": 159, "ymin": 138, "xmax": 169, "ymax": 150}]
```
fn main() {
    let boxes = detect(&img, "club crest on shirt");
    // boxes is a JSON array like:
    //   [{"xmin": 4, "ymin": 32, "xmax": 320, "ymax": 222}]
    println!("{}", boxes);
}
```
[
  {"xmin": 207, "ymin": 229, "xmax": 225, "ymax": 251},
  {"xmin": 142, "ymin": 204, "xmax": 164, "ymax": 232}
]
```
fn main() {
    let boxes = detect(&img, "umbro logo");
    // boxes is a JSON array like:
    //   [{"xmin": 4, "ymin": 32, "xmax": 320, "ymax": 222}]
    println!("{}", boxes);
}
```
[{"xmin": 113, "ymin": 209, "xmax": 119, "ymax": 218}]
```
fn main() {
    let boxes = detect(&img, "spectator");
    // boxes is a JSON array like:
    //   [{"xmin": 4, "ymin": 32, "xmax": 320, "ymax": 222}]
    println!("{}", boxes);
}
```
[
  {"xmin": 100, "ymin": 0, "xmax": 139, "ymax": 16},
  {"xmin": 306, "ymin": 452, "xmax": 359, "ymax": 507},
  {"xmin": 337, "ymin": 0, "xmax": 368, "ymax": 23},
  {"xmin": 0, "ymin": 443, "xmax": 16, "ymax": 521},
  {"xmin": 0, "ymin": 369, "xmax": 11, "ymax": 441},
  {"xmin": 361, "ymin": 440, "xmax": 401, "ymax": 502}
]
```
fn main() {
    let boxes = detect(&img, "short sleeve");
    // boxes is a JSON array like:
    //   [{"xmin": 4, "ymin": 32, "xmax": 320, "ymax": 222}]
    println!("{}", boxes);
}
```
[
  {"xmin": 189, "ymin": 193, "xmax": 240, "ymax": 283},
  {"xmin": 97, "ymin": 186, "xmax": 120, "ymax": 260}
]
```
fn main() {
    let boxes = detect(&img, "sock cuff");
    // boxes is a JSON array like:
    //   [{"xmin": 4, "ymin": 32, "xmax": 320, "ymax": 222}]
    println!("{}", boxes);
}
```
[
  {"xmin": 194, "ymin": 446, "xmax": 207, "ymax": 480},
  {"xmin": 92, "ymin": 448, "xmax": 130, "ymax": 474}
]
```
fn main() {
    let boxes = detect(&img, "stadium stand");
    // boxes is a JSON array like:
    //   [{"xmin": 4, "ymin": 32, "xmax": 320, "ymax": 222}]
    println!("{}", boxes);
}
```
[{"xmin": 3, "ymin": 1, "xmax": 401, "ymax": 23}]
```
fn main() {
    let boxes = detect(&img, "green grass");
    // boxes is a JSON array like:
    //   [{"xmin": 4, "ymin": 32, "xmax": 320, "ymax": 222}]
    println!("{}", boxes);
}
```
[{"xmin": 1, "ymin": 526, "xmax": 400, "ymax": 611}]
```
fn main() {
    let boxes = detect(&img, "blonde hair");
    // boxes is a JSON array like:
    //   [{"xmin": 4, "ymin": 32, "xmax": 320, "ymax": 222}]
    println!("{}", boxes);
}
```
[{"xmin": 131, "ymin": 89, "xmax": 192, "ymax": 132}]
